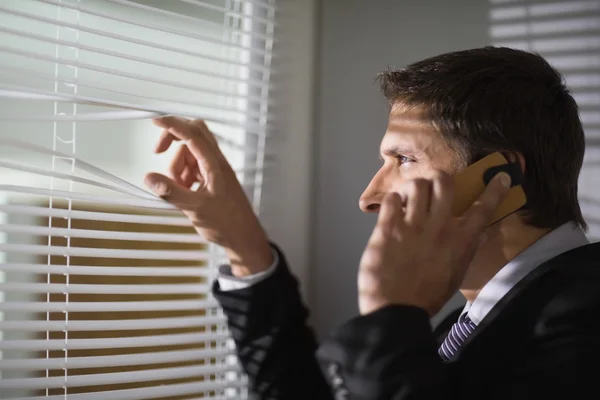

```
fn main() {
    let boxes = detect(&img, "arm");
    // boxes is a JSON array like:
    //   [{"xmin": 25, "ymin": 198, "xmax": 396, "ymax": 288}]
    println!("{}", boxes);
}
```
[
  {"xmin": 213, "ymin": 244, "xmax": 333, "ymax": 400},
  {"xmin": 144, "ymin": 118, "xmax": 330, "ymax": 398},
  {"xmin": 216, "ymin": 246, "xmax": 279, "ymax": 291},
  {"xmin": 317, "ymin": 305, "xmax": 449, "ymax": 400},
  {"xmin": 317, "ymin": 285, "xmax": 600, "ymax": 400}
]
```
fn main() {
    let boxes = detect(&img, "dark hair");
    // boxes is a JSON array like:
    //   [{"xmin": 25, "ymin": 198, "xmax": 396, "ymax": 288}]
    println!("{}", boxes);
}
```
[{"xmin": 377, "ymin": 46, "xmax": 586, "ymax": 230}]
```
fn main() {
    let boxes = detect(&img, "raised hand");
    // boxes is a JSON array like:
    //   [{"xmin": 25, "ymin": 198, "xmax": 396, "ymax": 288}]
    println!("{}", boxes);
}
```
[
  {"xmin": 144, "ymin": 117, "xmax": 273, "ymax": 276},
  {"xmin": 358, "ymin": 171, "xmax": 511, "ymax": 316}
]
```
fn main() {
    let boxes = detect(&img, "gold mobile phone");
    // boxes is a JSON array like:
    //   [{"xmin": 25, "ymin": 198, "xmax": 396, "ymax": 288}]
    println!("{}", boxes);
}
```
[{"xmin": 452, "ymin": 152, "xmax": 527, "ymax": 226}]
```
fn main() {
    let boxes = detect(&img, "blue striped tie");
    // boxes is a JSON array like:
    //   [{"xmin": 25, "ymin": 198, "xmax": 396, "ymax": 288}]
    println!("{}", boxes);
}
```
[{"xmin": 438, "ymin": 313, "xmax": 477, "ymax": 361}]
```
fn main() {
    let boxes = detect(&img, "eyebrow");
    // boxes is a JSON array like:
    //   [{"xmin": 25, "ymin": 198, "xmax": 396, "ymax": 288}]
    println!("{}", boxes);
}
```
[{"xmin": 379, "ymin": 145, "xmax": 421, "ymax": 160}]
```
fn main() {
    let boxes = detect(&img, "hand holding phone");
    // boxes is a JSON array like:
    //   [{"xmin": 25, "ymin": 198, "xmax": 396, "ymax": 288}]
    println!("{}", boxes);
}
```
[{"xmin": 452, "ymin": 152, "xmax": 527, "ymax": 226}]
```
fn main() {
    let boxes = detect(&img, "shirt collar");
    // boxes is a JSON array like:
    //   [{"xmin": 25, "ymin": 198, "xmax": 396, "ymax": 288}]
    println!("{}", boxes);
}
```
[{"xmin": 463, "ymin": 222, "xmax": 589, "ymax": 325}]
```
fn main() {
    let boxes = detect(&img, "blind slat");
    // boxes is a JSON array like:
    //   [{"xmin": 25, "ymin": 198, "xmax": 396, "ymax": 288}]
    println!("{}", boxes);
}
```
[
  {"xmin": 0, "ymin": 243, "xmax": 213, "ymax": 261},
  {"xmin": 0, "ymin": 364, "xmax": 238, "ymax": 390},
  {"xmin": 0, "ymin": 65, "xmax": 271, "ymax": 120},
  {"xmin": 544, "ymin": 54, "xmax": 600, "ymax": 70},
  {"xmin": 1, "ymin": 346, "xmax": 231, "ymax": 371},
  {"xmin": 0, "ymin": 299, "xmax": 219, "ymax": 312},
  {"xmin": 11, "ymin": 380, "xmax": 244, "ymax": 400},
  {"xmin": 0, "ymin": 224, "xmax": 206, "ymax": 244},
  {"xmin": 0, "ymin": 136, "xmax": 260, "ymax": 196},
  {"xmin": 0, "ymin": 25, "xmax": 270, "ymax": 88},
  {"xmin": 1, "ymin": 110, "xmax": 163, "ymax": 122},
  {"xmin": 107, "ymin": 0, "xmax": 274, "ymax": 37},
  {"xmin": 0, "ymin": 263, "xmax": 213, "ymax": 277},
  {"xmin": 0, "ymin": 204, "xmax": 192, "ymax": 226},
  {"xmin": 0, "ymin": 5, "xmax": 271, "ymax": 72},
  {"xmin": 0, "ymin": 282, "xmax": 212, "ymax": 295},
  {"xmin": 36, "ymin": 0, "xmax": 273, "ymax": 55},
  {"xmin": 0, "ymin": 81, "xmax": 266, "ymax": 131},
  {"xmin": 0, "ymin": 160, "xmax": 156, "ymax": 199},
  {"xmin": 0, "ymin": 315, "xmax": 224, "ymax": 331},
  {"xmin": 1, "ymin": 183, "xmax": 263, "ymax": 212},
  {"xmin": 492, "ymin": 35, "xmax": 600, "ymax": 53},
  {"xmin": 491, "ymin": 16, "xmax": 600, "ymax": 38},
  {"xmin": 233, "ymin": 0, "xmax": 276, "ymax": 11},
  {"xmin": 0, "ymin": 137, "xmax": 156, "ymax": 200},
  {"xmin": 0, "ymin": 332, "xmax": 228, "ymax": 350},
  {"xmin": 491, "ymin": 1, "xmax": 600, "ymax": 21},
  {"xmin": 0, "ymin": 185, "xmax": 177, "ymax": 210},
  {"xmin": 180, "ymin": 0, "xmax": 275, "ymax": 26},
  {"xmin": 564, "ymin": 73, "xmax": 600, "ymax": 88}
]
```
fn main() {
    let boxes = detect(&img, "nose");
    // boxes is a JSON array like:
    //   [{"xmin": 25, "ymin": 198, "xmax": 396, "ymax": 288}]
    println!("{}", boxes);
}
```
[
  {"xmin": 359, "ymin": 171, "xmax": 385, "ymax": 213},
  {"xmin": 360, "ymin": 200, "xmax": 380, "ymax": 213}
]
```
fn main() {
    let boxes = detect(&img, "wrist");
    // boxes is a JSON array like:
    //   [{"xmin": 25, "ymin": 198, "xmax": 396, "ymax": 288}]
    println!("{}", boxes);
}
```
[
  {"xmin": 224, "ymin": 238, "xmax": 273, "ymax": 277},
  {"xmin": 360, "ymin": 296, "xmax": 438, "ymax": 317}
]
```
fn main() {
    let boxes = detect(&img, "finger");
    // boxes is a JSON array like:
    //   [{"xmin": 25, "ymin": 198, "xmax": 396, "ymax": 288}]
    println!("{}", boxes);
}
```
[
  {"xmin": 184, "ymin": 143, "xmax": 200, "ymax": 168},
  {"xmin": 181, "ymin": 165, "xmax": 197, "ymax": 189},
  {"xmin": 144, "ymin": 172, "xmax": 197, "ymax": 209},
  {"xmin": 168, "ymin": 145, "xmax": 188, "ymax": 185},
  {"xmin": 190, "ymin": 119, "xmax": 219, "ymax": 147},
  {"xmin": 185, "ymin": 145, "xmax": 203, "ymax": 185},
  {"xmin": 154, "ymin": 117, "xmax": 210, "ymax": 147},
  {"xmin": 377, "ymin": 192, "xmax": 405, "ymax": 229},
  {"xmin": 182, "ymin": 148, "xmax": 201, "ymax": 188},
  {"xmin": 429, "ymin": 172, "xmax": 453, "ymax": 226},
  {"xmin": 403, "ymin": 179, "xmax": 431, "ymax": 230},
  {"xmin": 462, "ymin": 172, "xmax": 511, "ymax": 235},
  {"xmin": 153, "ymin": 117, "xmax": 221, "ymax": 171},
  {"xmin": 154, "ymin": 129, "xmax": 176, "ymax": 153}
]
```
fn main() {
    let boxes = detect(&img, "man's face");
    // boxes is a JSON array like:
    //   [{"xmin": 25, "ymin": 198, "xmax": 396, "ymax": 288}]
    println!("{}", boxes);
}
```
[{"xmin": 359, "ymin": 107, "xmax": 464, "ymax": 213}]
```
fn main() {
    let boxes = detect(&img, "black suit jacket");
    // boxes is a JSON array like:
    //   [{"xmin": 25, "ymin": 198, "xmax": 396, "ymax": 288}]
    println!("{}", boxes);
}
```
[{"xmin": 213, "ymin": 243, "xmax": 600, "ymax": 399}]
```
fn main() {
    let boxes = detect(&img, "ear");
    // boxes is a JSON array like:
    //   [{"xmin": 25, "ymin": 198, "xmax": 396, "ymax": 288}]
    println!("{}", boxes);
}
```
[
  {"xmin": 501, "ymin": 151, "xmax": 526, "ymax": 175},
  {"xmin": 500, "ymin": 151, "xmax": 529, "ymax": 221}
]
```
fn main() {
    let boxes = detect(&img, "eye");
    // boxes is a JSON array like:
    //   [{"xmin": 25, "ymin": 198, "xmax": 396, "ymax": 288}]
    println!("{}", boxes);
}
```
[{"xmin": 396, "ymin": 155, "xmax": 414, "ymax": 165}]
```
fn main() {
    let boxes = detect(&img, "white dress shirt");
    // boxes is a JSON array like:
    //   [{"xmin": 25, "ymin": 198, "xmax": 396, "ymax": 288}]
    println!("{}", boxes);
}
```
[
  {"xmin": 462, "ymin": 222, "xmax": 589, "ymax": 325},
  {"xmin": 218, "ymin": 222, "xmax": 590, "ymax": 319},
  {"xmin": 217, "ymin": 247, "xmax": 279, "ymax": 291}
]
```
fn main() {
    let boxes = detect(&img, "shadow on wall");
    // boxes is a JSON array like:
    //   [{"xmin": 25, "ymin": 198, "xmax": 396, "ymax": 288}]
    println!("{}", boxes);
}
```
[
  {"xmin": 489, "ymin": 0, "xmax": 600, "ymax": 242},
  {"xmin": 258, "ymin": 0, "xmax": 318, "ymax": 301}
]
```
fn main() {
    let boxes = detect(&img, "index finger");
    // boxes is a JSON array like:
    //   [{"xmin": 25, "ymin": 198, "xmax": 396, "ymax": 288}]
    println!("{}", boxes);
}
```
[
  {"xmin": 377, "ymin": 192, "xmax": 405, "ymax": 230},
  {"xmin": 153, "ymin": 117, "xmax": 220, "ymax": 168},
  {"xmin": 462, "ymin": 172, "xmax": 511, "ymax": 235}
]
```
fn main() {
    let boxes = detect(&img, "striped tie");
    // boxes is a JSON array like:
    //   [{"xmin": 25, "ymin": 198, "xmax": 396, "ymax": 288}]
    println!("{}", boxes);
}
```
[{"xmin": 438, "ymin": 313, "xmax": 477, "ymax": 361}]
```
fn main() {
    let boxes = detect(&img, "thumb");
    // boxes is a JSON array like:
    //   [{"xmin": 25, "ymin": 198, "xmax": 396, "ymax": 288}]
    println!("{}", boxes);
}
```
[
  {"xmin": 463, "ymin": 172, "xmax": 511, "ymax": 234},
  {"xmin": 144, "ymin": 172, "xmax": 196, "ymax": 208}
]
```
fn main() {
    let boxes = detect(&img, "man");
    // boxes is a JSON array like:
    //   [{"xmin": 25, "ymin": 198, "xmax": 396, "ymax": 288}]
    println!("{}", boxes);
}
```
[{"xmin": 144, "ymin": 47, "xmax": 600, "ymax": 399}]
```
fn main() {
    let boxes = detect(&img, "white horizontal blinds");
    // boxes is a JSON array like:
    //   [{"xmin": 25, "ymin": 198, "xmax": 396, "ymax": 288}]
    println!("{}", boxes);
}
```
[
  {"xmin": 489, "ymin": 0, "xmax": 600, "ymax": 134},
  {"xmin": 489, "ymin": 0, "xmax": 600, "ymax": 239},
  {"xmin": 0, "ymin": 0, "xmax": 276, "ymax": 399}
]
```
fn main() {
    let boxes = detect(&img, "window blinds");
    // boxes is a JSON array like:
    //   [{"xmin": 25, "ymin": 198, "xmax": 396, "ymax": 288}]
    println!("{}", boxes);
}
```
[
  {"xmin": 0, "ymin": 0, "xmax": 275, "ymax": 399},
  {"xmin": 489, "ymin": 0, "xmax": 600, "ymax": 239}
]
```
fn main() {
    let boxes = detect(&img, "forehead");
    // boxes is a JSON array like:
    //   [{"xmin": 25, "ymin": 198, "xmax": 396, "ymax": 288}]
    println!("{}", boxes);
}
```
[{"xmin": 381, "ymin": 106, "xmax": 452, "ymax": 157}]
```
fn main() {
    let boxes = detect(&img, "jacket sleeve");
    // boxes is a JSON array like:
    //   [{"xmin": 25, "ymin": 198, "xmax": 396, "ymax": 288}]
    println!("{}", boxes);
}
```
[
  {"xmin": 316, "ymin": 305, "xmax": 451, "ymax": 400},
  {"xmin": 316, "ymin": 296, "xmax": 600, "ymax": 399},
  {"xmin": 212, "ymin": 244, "xmax": 333, "ymax": 400}
]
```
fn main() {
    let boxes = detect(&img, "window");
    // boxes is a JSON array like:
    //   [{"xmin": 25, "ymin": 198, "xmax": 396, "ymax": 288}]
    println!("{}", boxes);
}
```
[
  {"xmin": 0, "ymin": 0, "xmax": 276, "ymax": 398},
  {"xmin": 489, "ymin": 0, "xmax": 600, "ymax": 239}
]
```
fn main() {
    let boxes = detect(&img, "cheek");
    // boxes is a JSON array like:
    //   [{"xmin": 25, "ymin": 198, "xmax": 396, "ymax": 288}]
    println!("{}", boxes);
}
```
[
  {"xmin": 388, "ymin": 164, "xmax": 430, "ymax": 190},
  {"xmin": 379, "ymin": 162, "xmax": 447, "ymax": 194}
]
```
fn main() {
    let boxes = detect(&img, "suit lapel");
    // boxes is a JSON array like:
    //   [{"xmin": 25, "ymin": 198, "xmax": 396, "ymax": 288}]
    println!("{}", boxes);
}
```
[{"xmin": 448, "ymin": 243, "xmax": 600, "ymax": 363}]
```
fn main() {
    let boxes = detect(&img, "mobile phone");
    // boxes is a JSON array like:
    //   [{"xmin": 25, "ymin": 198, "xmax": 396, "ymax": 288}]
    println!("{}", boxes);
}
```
[{"xmin": 452, "ymin": 152, "xmax": 527, "ymax": 226}]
